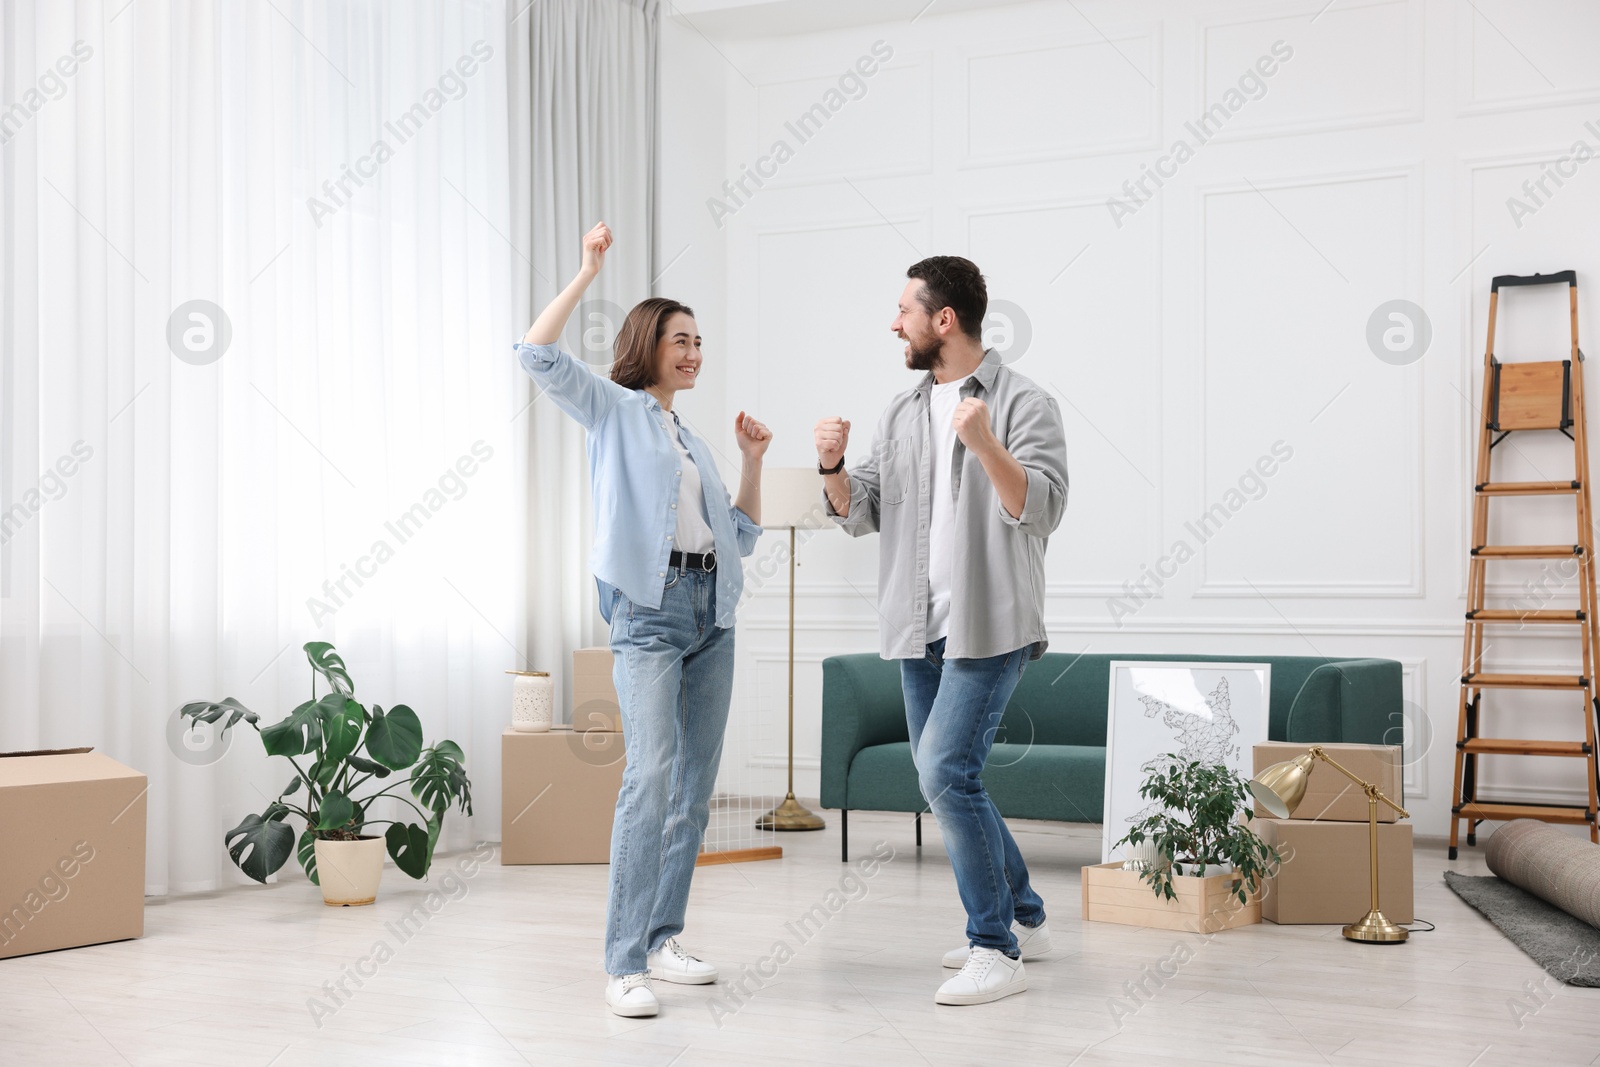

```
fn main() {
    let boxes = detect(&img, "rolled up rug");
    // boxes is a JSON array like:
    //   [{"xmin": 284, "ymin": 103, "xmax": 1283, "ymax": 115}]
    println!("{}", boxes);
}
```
[{"xmin": 1486, "ymin": 818, "xmax": 1600, "ymax": 930}]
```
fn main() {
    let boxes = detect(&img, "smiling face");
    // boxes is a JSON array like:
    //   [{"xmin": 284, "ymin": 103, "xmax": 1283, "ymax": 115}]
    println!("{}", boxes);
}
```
[
  {"xmin": 892, "ymin": 279, "xmax": 945, "ymax": 372},
  {"xmin": 651, "ymin": 311, "xmax": 702, "ymax": 391}
]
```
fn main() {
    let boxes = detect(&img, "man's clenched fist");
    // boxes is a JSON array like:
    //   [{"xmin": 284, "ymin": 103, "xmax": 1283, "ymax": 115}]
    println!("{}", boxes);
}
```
[
  {"xmin": 952, "ymin": 397, "xmax": 997, "ymax": 454},
  {"xmin": 814, "ymin": 416, "xmax": 851, "ymax": 470}
]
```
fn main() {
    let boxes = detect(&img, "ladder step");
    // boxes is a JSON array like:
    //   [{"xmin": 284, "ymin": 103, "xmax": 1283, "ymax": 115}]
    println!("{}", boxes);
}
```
[
  {"xmin": 1467, "ymin": 609, "xmax": 1586, "ymax": 623},
  {"xmin": 1455, "ymin": 801, "xmax": 1594, "ymax": 824},
  {"xmin": 1476, "ymin": 480, "xmax": 1581, "ymax": 496},
  {"xmin": 1459, "ymin": 738, "xmax": 1592, "ymax": 757},
  {"xmin": 1462, "ymin": 672, "xmax": 1589, "ymax": 689},
  {"xmin": 1472, "ymin": 544, "xmax": 1584, "ymax": 558}
]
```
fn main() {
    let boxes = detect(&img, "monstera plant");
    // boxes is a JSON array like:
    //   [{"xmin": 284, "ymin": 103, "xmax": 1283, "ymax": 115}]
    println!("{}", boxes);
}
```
[{"xmin": 179, "ymin": 642, "xmax": 472, "ymax": 893}]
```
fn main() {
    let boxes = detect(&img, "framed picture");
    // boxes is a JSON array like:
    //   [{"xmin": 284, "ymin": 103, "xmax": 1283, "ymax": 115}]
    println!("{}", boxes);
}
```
[{"xmin": 1101, "ymin": 661, "xmax": 1272, "ymax": 864}]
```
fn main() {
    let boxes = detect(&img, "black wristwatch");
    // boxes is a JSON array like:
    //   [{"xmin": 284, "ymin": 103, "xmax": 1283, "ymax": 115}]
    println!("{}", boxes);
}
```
[{"xmin": 818, "ymin": 456, "xmax": 845, "ymax": 476}]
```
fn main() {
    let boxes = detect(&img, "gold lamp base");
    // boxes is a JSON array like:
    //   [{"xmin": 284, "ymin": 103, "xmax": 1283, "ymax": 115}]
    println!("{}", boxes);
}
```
[
  {"xmin": 757, "ymin": 793, "xmax": 826, "ymax": 832},
  {"xmin": 1342, "ymin": 908, "xmax": 1409, "ymax": 944}
]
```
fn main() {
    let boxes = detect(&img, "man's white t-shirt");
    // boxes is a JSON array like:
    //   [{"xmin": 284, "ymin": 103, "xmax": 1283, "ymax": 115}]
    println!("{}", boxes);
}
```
[
  {"xmin": 662, "ymin": 410, "xmax": 716, "ymax": 554},
  {"xmin": 926, "ymin": 377, "xmax": 969, "ymax": 641}
]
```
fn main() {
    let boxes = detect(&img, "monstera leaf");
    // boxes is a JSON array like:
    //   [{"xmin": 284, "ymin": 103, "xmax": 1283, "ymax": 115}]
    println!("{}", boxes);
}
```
[
  {"xmin": 178, "ymin": 697, "xmax": 259, "ymax": 733},
  {"xmin": 320, "ymin": 695, "xmax": 366, "ymax": 766},
  {"xmin": 315, "ymin": 791, "xmax": 357, "ymax": 833},
  {"xmin": 346, "ymin": 754, "xmax": 391, "ymax": 780},
  {"xmin": 385, "ymin": 822, "xmax": 430, "ymax": 879},
  {"xmin": 296, "ymin": 827, "xmax": 320, "ymax": 886},
  {"xmin": 261, "ymin": 698, "xmax": 324, "ymax": 758},
  {"xmin": 367, "ymin": 704, "xmax": 423, "ymax": 770},
  {"xmin": 225, "ymin": 804, "xmax": 295, "ymax": 883},
  {"xmin": 412, "ymin": 741, "xmax": 472, "ymax": 816},
  {"xmin": 304, "ymin": 641, "xmax": 354, "ymax": 696}
]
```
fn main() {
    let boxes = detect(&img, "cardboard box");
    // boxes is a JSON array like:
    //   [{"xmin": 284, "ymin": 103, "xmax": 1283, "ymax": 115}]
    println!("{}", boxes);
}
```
[
  {"xmin": 1081, "ymin": 862, "xmax": 1261, "ymax": 933},
  {"xmin": 0, "ymin": 749, "xmax": 147, "ymax": 960},
  {"xmin": 501, "ymin": 728, "xmax": 625, "ymax": 864},
  {"xmin": 572, "ymin": 647, "xmax": 621, "ymax": 733},
  {"xmin": 1252, "ymin": 741, "xmax": 1402, "ymax": 823},
  {"xmin": 1258, "ymin": 818, "xmax": 1414, "ymax": 924}
]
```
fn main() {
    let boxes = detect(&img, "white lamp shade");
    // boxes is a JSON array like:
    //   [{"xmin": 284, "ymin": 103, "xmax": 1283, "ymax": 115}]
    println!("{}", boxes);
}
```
[{"xmin": 761, "ymin": 467, "xmax": 835, "ymax": 530}]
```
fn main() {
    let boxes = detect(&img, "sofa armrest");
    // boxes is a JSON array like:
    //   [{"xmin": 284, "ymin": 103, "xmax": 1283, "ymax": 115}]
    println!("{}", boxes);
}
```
[
  {"xmin": 820, "ymin": 655, "xmax": 911, "ymax": 810},
  {"xmin": 1288, "ymin": 658, "xmax": 1402, "ymax": 745}
]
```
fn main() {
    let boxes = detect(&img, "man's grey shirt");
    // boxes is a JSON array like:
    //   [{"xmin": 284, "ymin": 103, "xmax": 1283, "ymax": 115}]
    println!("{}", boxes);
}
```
[{"xmin": 825, "ymin": 349, "xmax": 1068, "ymax": 660}]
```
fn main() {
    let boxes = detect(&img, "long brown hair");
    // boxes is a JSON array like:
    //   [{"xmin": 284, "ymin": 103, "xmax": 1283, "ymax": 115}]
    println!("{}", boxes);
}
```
[{"xmin": 610, "ymin": 297, "xmax": 695, "ymax": 390}]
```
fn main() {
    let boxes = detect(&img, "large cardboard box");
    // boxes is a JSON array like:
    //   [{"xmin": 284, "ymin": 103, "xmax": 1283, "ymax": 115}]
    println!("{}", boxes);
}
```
[
  {"xmin": 572, "ymin": 647, "xmax": 621, "ymax": 733},
  {"xmin": 0, "ymin": 749, "xmax": 147, "ymax": 960},
  {"xmin": 501, "ymin": 728, "xmax": 625, "ymax": 864},
  {"xmin": 1252, "ymin": 741, "xmax": 1402, "ymax": 822},
  {"xmin": 1259, "ymin": 818, "xmax": 1414, "ymax": 924}
]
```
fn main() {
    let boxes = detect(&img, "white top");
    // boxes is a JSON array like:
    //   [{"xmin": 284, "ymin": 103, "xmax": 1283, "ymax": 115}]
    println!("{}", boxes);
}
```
[
  {"xmin": 926, "ymin": 376, "xmax": 968, "ymax": 641},
  {"xmin": 662, "ymin": 410, "xmax": 716, "ymax": 554}
]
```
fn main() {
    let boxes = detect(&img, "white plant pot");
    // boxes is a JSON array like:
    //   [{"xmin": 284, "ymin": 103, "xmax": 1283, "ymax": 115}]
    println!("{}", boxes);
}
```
[
  {"xmin": 314, "ymin": 836, "xmax": 386, "ymax": 906},
  {"xmin": 1176, "ymin": 857, "xmax": 1234, "ymax": 877}
]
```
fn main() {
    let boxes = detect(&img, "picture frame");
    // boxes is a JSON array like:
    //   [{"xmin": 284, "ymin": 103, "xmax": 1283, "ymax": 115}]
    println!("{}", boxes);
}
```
[{"xmin": 1102, "ymin": 661, "xmax": 1272, "ymax": 864}]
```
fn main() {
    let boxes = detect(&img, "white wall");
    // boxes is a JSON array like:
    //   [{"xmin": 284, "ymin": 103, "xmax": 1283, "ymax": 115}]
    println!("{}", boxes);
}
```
[{"xmin": 660, "ymin": 0, "xmax": 1600, "ymax": 837}]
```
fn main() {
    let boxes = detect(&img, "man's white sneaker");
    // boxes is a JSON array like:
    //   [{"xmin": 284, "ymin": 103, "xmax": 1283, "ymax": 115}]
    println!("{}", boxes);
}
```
[
  {"xmin": 647, "ymin": 937, "xmax": 718, "ymax": 985},
  {"xmin": 935, "ymin": 946, "xmax": 1027, "ymax": 1005},
  {"xmin": 942, "ymin": 921, "xmax": 1052, "ymax": 968},
  {"xmin": 605, "ymin": 972, "xmax": 659, "ymax": 1018}
]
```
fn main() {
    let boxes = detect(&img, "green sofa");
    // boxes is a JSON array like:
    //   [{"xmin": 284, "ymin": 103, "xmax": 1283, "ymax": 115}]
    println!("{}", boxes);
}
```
[{"xmin": 820, "ymin": 652, "xmax": 1402, "ymax": 861}]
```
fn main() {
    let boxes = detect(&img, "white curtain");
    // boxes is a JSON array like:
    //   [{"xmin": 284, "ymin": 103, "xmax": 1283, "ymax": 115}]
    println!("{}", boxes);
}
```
[
  {"xmin": 508, "ymin": 0, "xmax": 658, "ymax": 705},
  {"xmin": 1, "ymin": 0, "xmax": 528, "ymax": 894}
]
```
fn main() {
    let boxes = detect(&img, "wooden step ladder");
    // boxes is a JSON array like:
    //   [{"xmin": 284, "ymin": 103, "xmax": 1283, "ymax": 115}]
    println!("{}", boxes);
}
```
[{"xmin": 1452, "ymin": 270, "xmax": 1600, "ymax": 859}]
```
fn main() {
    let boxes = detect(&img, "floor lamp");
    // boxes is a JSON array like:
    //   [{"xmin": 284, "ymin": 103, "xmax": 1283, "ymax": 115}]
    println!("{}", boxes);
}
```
[{"xmin": 755, "ymin": 467, "xmax": 829, "ymax": 832}]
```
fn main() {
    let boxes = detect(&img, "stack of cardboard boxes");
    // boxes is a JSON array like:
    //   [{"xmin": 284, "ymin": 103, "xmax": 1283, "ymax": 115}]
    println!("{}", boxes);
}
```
[
  {"xmin": 1252, "ymin": 741, "xmax": 1414, "ymax": 924},
  {"xmin": 501, "ymin": 648, "xmax": 628, "ymax": 865}
]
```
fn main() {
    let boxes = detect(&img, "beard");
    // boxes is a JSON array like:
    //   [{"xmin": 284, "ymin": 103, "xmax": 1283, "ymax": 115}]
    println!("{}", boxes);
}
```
[{"xmin": 903, "ymin": 332, "xmax": 943, "ymax": 372}]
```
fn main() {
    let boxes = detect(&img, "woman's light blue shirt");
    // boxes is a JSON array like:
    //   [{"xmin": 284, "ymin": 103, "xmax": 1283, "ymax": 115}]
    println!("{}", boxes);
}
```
[{"xmin": 515, "ymin": 342, "xmax": 761, "ymax": 628}]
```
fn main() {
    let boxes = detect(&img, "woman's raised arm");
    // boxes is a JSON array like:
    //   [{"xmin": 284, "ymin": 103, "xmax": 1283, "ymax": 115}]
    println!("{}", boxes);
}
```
[
  {"xmin": 523, "ymin": 221, "xmax": 611, "ymax": 345},
  {"xmin": 516, "ymin": 222, "xmax": 626, "ymax": 429}
]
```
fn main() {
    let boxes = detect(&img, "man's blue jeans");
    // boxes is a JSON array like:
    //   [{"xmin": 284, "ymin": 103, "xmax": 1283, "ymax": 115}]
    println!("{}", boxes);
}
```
[
  {"xmin": 604, "ymin": 568, "xmax": 734, "ymax": 975},
  {"xmin": 901, "ymin": 637, "xmax": 1047, "ymax": 956}
]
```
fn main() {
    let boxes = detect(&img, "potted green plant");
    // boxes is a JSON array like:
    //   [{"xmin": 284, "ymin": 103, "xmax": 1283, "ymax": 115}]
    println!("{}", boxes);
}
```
[
  {"xmin": 1083, "ymin": 755, "xmax": 1280, "ymax": 932},
  {"xmin": 179, "ymin": 641, "xmax": 472, "ymax": 906}
]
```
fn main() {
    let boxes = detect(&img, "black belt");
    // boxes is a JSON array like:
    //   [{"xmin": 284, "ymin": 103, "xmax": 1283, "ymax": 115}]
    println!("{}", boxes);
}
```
[{"xmin": 669, "ymin": 550, "xmax": 717, "ymax": 572}]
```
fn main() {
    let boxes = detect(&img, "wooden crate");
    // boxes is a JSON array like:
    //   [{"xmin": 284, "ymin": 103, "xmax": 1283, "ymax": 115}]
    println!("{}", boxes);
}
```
[{"xmin": 1081, "ymin": 862, "xmax": 1261, "ymax": 933}]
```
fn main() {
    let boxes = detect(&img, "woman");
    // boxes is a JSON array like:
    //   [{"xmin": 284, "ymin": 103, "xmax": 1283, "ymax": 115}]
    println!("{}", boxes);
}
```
[{"xmin": 515, "ymin": 222, "xmax": 769, "ymax": 1019}]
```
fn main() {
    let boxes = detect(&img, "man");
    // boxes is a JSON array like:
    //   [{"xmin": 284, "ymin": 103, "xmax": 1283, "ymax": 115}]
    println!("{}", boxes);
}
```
[{"xmin": 814, "ymin": 256, "xmax": 1068, "ymax": 1006}]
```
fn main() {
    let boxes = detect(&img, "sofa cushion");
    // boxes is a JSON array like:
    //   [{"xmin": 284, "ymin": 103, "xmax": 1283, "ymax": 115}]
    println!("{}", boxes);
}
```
[
  {"xmin": 845, "ymin": 743, "xmax": 925, "ymax": 813},
  {"xmin": 845, "ymin": 741, "xmax": 1107, "ymax": 824},
  {"xmin": 984, "ymin": 743, "xmax": 1105, "ymax": 823}
]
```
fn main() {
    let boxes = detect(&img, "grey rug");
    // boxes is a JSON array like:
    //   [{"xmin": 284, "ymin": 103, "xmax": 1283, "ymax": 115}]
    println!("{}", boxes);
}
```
[{"xmin": 1444, "ymin": 871, "xmax": 1600, "ymax": 986}]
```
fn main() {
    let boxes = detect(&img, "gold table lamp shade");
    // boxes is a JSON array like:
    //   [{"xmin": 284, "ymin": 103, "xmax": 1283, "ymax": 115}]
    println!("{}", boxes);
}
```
[{"xmin": 1249, "ymin": 752, "xmax": 1315, "ymax": 819}]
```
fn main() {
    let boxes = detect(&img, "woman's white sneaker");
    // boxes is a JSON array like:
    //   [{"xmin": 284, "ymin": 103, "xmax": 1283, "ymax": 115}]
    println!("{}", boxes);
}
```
[
  {"xmin": 605, "ymin": 972, "xmax": 659, "ymax": 1017},
  {"xmin": 647, "ymin": 937, "xmax": 718, "ymax": 984},
  {"xmin": 935, "ymin": 946, "xmax": 1027, "ymax": 1005},
  {"xmin": 942, "ymin": 921, "xmax": 1052, "ymax": 968}
]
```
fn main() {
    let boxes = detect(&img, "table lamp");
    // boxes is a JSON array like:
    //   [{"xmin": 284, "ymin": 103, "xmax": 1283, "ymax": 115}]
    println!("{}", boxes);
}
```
[
  {"xmin": 1249, "ymin": 746, "xmax": 1411, "ymax": 944},
  {"xmin": 753, "ymin": 467, "xmax": 831, "ymax": 832}
]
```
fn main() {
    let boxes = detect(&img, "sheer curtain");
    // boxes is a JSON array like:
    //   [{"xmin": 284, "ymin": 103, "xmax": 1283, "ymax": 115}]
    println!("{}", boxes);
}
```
[
  {"xmin": 509, "ymin": 0, "xmax": 659, "ymax": 700},
  {"xmin": 1, "ymin": 0, "xmax": 529, "ymax": 894}
]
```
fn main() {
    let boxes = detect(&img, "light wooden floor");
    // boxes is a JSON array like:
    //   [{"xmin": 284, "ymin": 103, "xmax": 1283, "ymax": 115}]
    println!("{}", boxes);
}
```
[{"xmin": 3, "ymin": 811, "xmax": 1598, "ymax": 1066}]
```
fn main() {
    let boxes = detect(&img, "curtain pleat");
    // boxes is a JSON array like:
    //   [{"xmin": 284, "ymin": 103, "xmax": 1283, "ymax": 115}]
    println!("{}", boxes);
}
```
[{"xmin": 509, "ymin": 0, "xmax": 658, "ymax": 718}]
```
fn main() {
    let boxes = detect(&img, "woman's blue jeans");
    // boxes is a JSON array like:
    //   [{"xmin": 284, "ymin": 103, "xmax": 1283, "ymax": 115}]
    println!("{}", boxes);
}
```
[
  {"xmin": 901, "ymin": 637, "xmax": 1047, "ymax": 956},
  {"xmin": 603, "ymin": 567, "xmax": 734, "ymax": 976}
]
